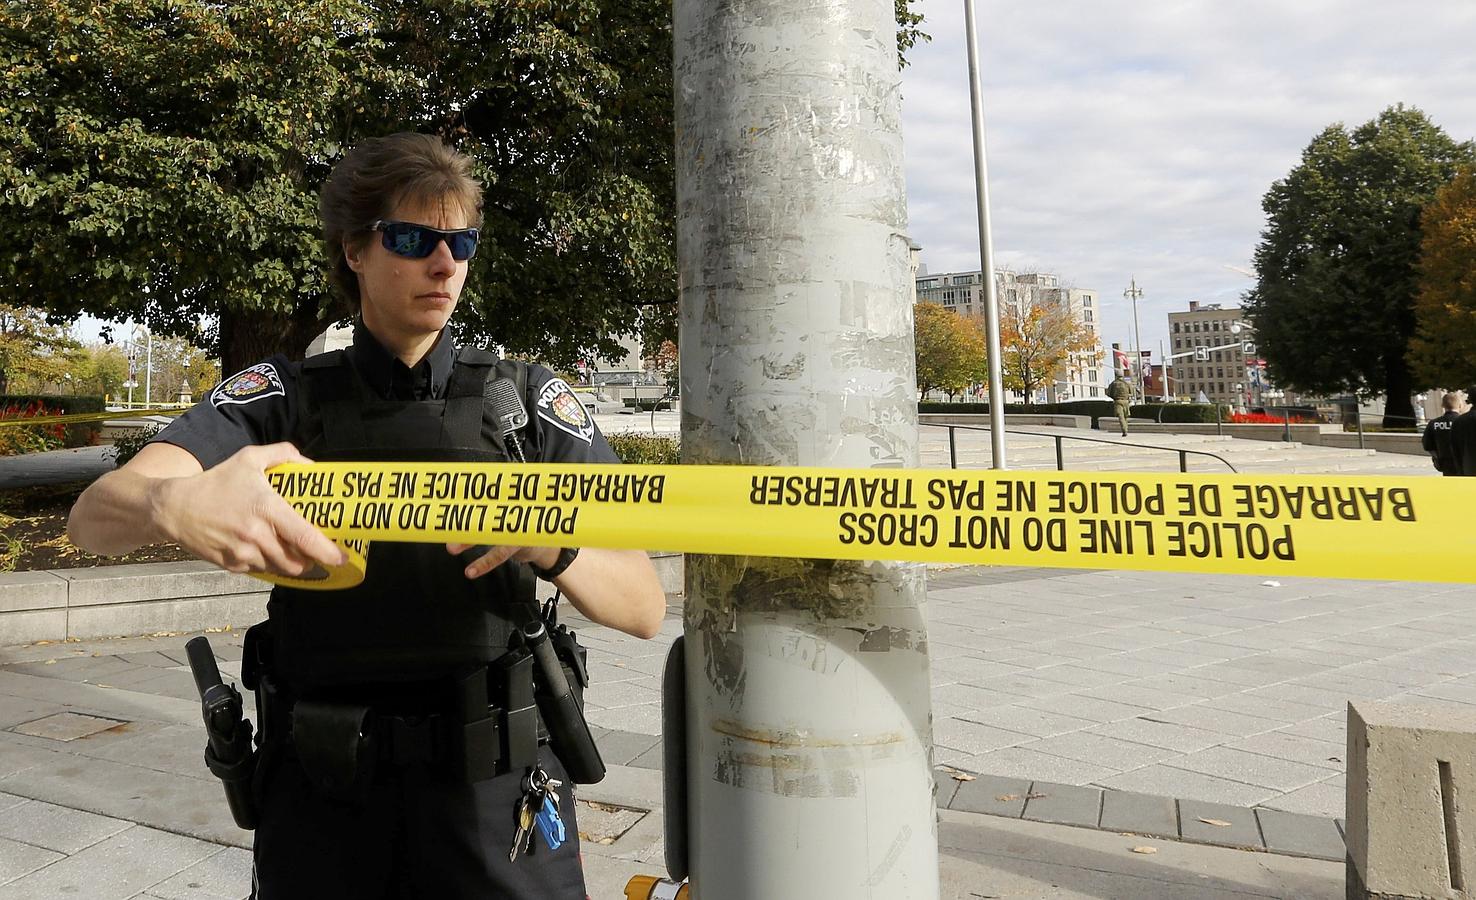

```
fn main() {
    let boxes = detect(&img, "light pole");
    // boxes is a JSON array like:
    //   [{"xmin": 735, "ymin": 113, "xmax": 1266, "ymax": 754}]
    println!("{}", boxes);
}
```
[{"xmin": 1124, "ymin": 277, "xmax": 1144, "ymax": 399}]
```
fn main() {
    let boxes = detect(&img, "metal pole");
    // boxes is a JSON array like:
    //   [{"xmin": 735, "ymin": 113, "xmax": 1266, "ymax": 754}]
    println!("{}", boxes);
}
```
[
  {"xmin": 144, "ymin": 328, "xmax": 153, "ymax": 407},
  {"xmin": 673, "ymin": 1, "xmax": 937, "ymax": 896},
  {"xmin": 1125, "ymin": 277, "xmax": 1144, "ymax": 400},
  {"xmin": 1354, "ymin": 401, "xmax": 1364, "ymax": 450},
  {"xmin": 1159, "ymin": 340, "xmax": 1169, "ymax": 401},
  {"xmin": 949, "ymin": 426, "xmax": 958, "ymax": 469},
  {"xmin": 963, "ymin": 0, "xmax": 1006, "ymax": 469}
]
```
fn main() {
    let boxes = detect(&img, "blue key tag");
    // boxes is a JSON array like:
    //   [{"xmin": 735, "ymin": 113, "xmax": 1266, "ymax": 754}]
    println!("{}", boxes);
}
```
[{"xmin": 535, "ymin": 793, "xmax": 566, "ymax": 850}]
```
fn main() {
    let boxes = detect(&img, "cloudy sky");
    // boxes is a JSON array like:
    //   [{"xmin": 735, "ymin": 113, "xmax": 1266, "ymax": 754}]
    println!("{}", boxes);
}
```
[{"xmin": 899, "ymin": 0, "xmax": 1476, "ymax": 365}]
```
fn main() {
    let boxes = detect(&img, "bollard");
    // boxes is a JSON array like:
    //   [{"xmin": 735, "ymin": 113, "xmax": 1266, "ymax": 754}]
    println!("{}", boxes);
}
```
[{"xmin": 626, "ymin": 876, "xmax": 690, "ymax": 899}]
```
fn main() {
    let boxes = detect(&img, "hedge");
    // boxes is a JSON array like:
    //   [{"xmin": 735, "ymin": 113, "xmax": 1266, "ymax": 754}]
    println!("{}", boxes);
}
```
[
  {"xmin": 0, "ymin": 394, "xmax": 105, "ymax": 448},
  {"xmin": 918, "ymin": 400, "xmax": 1226, "ymax": 428}
]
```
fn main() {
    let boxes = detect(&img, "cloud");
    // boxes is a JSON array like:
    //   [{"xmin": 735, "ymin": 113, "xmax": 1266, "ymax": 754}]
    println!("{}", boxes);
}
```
[{"xmin": 901, "ymin": 0, "xmax": 1476, "ymax": 365}]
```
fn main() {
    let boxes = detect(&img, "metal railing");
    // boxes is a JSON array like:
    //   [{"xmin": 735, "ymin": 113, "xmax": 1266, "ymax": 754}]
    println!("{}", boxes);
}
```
[{"xmin": 922, "ymin": 423, "xmax": 1239, "ymax": 473}]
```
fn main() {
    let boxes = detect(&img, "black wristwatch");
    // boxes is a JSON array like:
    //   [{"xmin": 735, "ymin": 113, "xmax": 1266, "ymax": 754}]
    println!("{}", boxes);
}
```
[{"xmin": 531, "ymin": 547, "xmax": 579, "ymax": 581}]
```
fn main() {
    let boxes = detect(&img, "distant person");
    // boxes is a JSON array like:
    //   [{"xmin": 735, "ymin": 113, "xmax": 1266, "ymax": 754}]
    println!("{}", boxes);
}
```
[
  {"xmin": 1422, "ymin": 390, "xmax": 1467, "ymax": 475},
  {"xmin": 1450, "ymin": 383, "xmax": 1476, "ymax": 476},
  {"xmin": 1106, "ymin": 375, "xmax": 1132, "ymax": 436}
]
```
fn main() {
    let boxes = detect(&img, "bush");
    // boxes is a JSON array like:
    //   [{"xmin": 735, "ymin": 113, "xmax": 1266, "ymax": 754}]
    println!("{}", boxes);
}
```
[
  {"xmin": 109, "ymin": 425, "xmax": 162, "ymax": 467},
  {"xmin": 0, "ymin": 400, "xmax": 68, "ymax": 456},
  {"xmin": 1131, "ymin": 403, "xmax": 1225, "ymax": 424},
  {"xmin": 605, "ymin": 432, "xmax": 680, "ymax": 465},
  {"xmin": 0, "ymin": 394, "xmax": 104, "ymax": 448},
  {"xmin": 1229, "ymin": 412, "xmax": 1314, "ymax": 424}
]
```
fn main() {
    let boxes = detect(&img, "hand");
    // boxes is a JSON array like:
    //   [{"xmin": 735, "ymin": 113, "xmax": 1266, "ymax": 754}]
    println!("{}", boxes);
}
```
[
  {"xmin": 445, "ymin": 542, "xmax": 561, "ymax": 580},
  {"xmin": 157, "ymin": 443, "xmax": 347, "ymax": 577}
]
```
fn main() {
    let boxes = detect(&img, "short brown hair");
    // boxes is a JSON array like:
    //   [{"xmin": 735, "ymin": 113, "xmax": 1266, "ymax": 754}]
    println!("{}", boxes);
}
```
[
  {"xmin": 319, "ymin": 133, "xmax": 483, "ymax": 306},
  {"xmin": 1443, "ymin": 391, "xmax": 1462, "ymax": 411}
]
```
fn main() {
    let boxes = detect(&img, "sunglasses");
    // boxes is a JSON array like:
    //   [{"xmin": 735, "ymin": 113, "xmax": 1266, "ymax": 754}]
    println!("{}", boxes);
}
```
[{"xmin": 371, "ymin": 220, "xmax": 480, "ymax": 261}]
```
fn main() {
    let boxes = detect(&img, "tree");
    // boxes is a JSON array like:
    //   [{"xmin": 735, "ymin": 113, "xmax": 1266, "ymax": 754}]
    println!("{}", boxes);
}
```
[
  {"xmin": 997, "ymin": 302, "xmax": 1099, "ymax": 405},
  {"xmin": 1244, "ymin": 105, "xmax": 1475, "ymax": 426},
  {"xmin": 913, "ymin": 302, "xmax": 986, "ymax": 399},
  {"xmin": 0, "ymin": 304, "xmax": 81, "ymax": 394},
  {"xmin": 0, "ymin": 1, "xmax": 926, "ymax": 375},
  {"xmin": 1409, "ymin": 168, "xmax": 1476, "ymax": 386}
]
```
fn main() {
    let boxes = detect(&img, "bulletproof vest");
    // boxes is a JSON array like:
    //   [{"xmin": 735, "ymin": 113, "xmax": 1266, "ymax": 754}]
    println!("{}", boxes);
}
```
[{"xmin": 266, "ymin": 346, "xmax": 540, "ymax": 689}]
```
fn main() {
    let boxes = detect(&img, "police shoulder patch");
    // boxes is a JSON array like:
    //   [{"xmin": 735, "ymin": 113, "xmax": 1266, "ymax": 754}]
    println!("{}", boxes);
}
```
[
  {"xmin": 211, "ymin": 363, "xmax": 286, "ymax": 407},
  {"xmin": 536, "ymin": 377, "xmax": 594, "ymax": 445}
]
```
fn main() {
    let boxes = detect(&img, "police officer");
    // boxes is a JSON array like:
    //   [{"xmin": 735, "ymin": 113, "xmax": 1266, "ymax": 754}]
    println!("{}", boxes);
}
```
[
  {"xmin": 1106, "ymin": 374, "xmax": 1132, "ymax": 436},
  {"xmin": 1450, "ymin": 383, "xmax": 1476, "ymax": 476},
  {"xmin": 68, "ymin": 133, "xmax": 666, "ymax": 898},
  {"xmin": 1422, "ymin": 390, "xmax": 1467, "ymax": 475}
]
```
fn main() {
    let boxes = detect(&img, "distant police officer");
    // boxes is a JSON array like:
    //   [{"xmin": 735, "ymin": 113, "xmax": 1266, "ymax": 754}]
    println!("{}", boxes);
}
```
[
  {"xmin": 68, "ymin": 133, "xmax": 666, "ymax": 898},
  {"xmin": 1106, "ymin": 375, "xmax": 1132, "ymax": 436},
  {"xmin": 1451, "ymin": 383, "xmax": 1476, "ymax": 477},
  {"xmin": 1422, "ymin": 390, "xmax": 1467, "ymax": 475}
]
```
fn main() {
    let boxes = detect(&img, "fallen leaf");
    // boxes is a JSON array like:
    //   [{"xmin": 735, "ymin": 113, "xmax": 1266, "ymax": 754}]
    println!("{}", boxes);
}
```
[
  {"xmin": 996, "ymin": 794, "xmax": 1019, "ymax": 802},
  {"xmin": 33, "ymin": 640, "xmax": 52, "ymax": 646},
  {"xmin": 44, "ymin": 659, "xmax": 56, "ymax": 665},
  {"xmin": 951, "ymin": 773, "xmax": 975, "ymax": 782},
  {"xmin": 1026, "ymin": 791, "xmax": 1047, "ymax": 799},
  {"xmin": 1131, "ymin": 846, "xmax": 1157, "ymax": 854},
  {"xmin": 1198, "ymin": 818, "xmax": 1233, "ymax": 828}
]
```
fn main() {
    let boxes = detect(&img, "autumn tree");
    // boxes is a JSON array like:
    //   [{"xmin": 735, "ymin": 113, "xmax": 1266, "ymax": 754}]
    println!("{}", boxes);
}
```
[
  {"xmin": 997, "ymin": 302, "xmax": 1099, "ymax": 405},
  {"xmin": 0, "ymin": 1, "xmax": 925, "ymax": 375},
  {"xmin": 913, "ymin": 302, "xmax": 986, "ymax": 399},
  {"xmin": 1245, "ymin": 105, "xmax": 1474, "ymax": 425},
  {"xmin": 0, "ymin": 304, "xmax": 81, "ymax": 394},
  {"xmin": 1409, "ymin": 168, "xmax": 1476, "ymax": 386}
]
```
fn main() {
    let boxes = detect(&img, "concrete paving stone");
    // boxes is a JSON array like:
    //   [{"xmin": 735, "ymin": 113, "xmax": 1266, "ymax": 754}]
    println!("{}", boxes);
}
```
[
  {"xmin": 584, "ymin": 702, "xmax": 661, "ymax": 736},
  {"xmin": 115, "ymin": 652, "xmax": 182, "ymax": 669},
  {"xmin": 1123, "ymin": 673, "xmax": 1245, "ymax": 700},
  {"xmin": 932, "ymin": 716, "xmax": 1033, "ymax": 756},
  {"xmin": 1088, "ymin": 717, "xmax": 1227, "ymax": 754},
  {"xmin": 1408, "ymin": 681, "xmax": 1476, "ymax": 705},
  {"xmin": 932, "ymin": 744, "xmax": 976, "ymax": 768},
  {"xmin": 0, "ymin": 823, "xmax": 218, "ymax": 900},
  {"xmin": 1023, "ymin": 664, "xmax": 1127, "ymax": 689},
  {"xmin": 593, "ymin": 730, "xmax": 661, "ymax": 767},
  {"xmin": 1024, "ymin": 692, "xmax": 1155, "ymax": 724},
  {"xmin": 1027, "ymin": 641, "xmax": 1118, "ymax": 661},
  {"xmin": 0, "ymin": 695, "xmax": 67, "ymax": 732},
  {"xmin": 932, "ymin": 681, "xmax": 1029, "ymax": 711},
  {"xmin": 112, "ymin": 670, "xmax": 201, "ymax": 703},
  {"xmin": 582, "ymin": 660, "xmax": 650, "ymax": 684},
  {"xmin": 140, "ymin": 847, "xmax": 250, "ymax": 900},
  {"xmin": 11, "ymin": 711, "xmax": 128, "ymax": 741},
  {"xmin": 1293, "ymin": 671, "xmax": 1407, "ymax": 700},
  {"xmin": 1257, "ymin": 778, "xmax": 1347, "ymax": 819},
  {"xmin": 1246, "ymin": 682, "xmax": 1355, "ymax": 711},
  {"xmin": 1144, "ymin": 703, "xmax": 1283, "ymax": 737},
  {"xmin": 1223, "ymin": 731, "xmax": 1344, "ymax": 771},
  {"xmin": 1178, "ymin": 799, "xmax": 1263, "ymax": 849},
  {"xmin": 969, "ymin": 672, "xmax": 1077, "ymax": 700},
  {"xmin": 0, "ymin": 793, "xmax": 23, "ymax": 815},
  {"xmin": 1254, "ymin": 808, "xmax": 1345, "ymax": 861},
  {"xmin": 956, "ymin": 746, "xmax": 1119, "ymax": 787},
  {"xmin": 583, "ymin": 679, "xmax": 660, "ymax": 709},
  {"xmin": 1074, "ymin": 683, "xmax": 1203, "ymax": 712},
  {"xmin": 0, "ymin": 836, "xmax": 62, "ymax": 886},
  {"xmin": 1021, "ymin": 781, "xmax": 1102, "ymax": 827},
  {"xmin": 1339, "ymin": 663, "xmax": 1461, "ymax": 687},
  {"xmin": 930, "ymin": 655, "xmax": 1029, "ymax": 683},
  {"xmin": 1167, "ymin": 746, "xmax": 1334, "ymax": 792},
  {"xmin": 1095, "ymin": 766, "xmax": 1276, "ymax": 808},
  {"xmin": 1111, "ymin": 647, "xmax": 1225, "ymax": 669},
  {"xmin": 957, "ymin": 705, "xmax": 1097, "ymax": 739},
  {"xmin": 627, "ymin": 741, "xmax": 661, "ymax": 771},
  {"xmin": 0, "ymin": 735, "xmax": 64, "ymax": 781},
  {"xmin": 932, "ymin": 768, "xmax": 962, "ymax": 809},
  {"xmin": 1019, "ymin": 732, "xmax": 1178, "ymax": 771},
  {"xmin": 1098, "ymin": 789, "xmax": 1178, "ymax": 837},
  {"xmin": 1072, "ymin": 655, "xmax": 1180, "ymax": 678},
  {"xmin": 1276, "ymin": 716, "xmax": 1346, "ymax": 743},
  {"xmin": 977, "ymin": 649, "xmax": 1078, "ymax": 669},
  {"xmin": 1182, "ymin": 662, "xmax": 1286, "ymax": 687},
  {"xmin": 0, "ymin": 798, "xmax": 132, "ymax": 853},
  {"xmin": 74, "ymin": 723, "xmax": 214, "ymax": 780},
  {"xmin": 948, "ymin": 773, "xmax": 1032, "ymax": 817},
  {"xmin": 1194, "ymin": 692, "xmax": 1331, "ymax": 725},
  {"xmin": 1185, "ymin": 632, "xmax": 1291, "ymax": 653}
]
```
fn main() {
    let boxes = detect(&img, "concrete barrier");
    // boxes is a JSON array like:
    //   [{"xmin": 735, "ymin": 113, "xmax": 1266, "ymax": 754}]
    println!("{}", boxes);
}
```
[
  {"xmin": 1347, "ymin": 700, "xmax": 1476, "ymax": 899},
  {"xmin": 0, "ymin": 552, "xmax": 685, "ymax": 646}
]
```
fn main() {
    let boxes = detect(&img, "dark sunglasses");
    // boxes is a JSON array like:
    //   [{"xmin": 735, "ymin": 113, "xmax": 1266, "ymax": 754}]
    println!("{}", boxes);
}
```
[{"xmin": 371, "ymin": 220, "xmax": 480, "ymax": 261}]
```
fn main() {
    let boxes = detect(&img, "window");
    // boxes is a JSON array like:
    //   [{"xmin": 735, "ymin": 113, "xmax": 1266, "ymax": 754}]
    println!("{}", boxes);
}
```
[
  {"xmin": 1083, "ymin": 295, "xmax": 1093, "ymax": 307},
  {"xmin": 1089, "ymin": 370, "xmax": 1097, "ymax": 382},
  {"xmin": 1173, "ymin": 322, "xmax": 1180, "ymax": 333},
  {"xmin": 1084, "ymin": 310, "xmax": 1093, "ymax": 322}
]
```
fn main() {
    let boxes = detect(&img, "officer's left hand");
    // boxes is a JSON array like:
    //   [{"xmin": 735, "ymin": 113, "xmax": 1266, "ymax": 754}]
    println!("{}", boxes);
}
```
[{"xmin": 445, "ymin": 543, "xmax": 561, "ymax": 580}]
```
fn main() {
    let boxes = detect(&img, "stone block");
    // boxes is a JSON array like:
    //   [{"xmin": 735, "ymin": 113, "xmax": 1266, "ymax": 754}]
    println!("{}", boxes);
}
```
[
  {"xmin": 1254, "ymin": 808, "xmax": 1344, "ymax": 861},
  {"xmin": 1099, "ymin": 789, "xmax": 1177, "ymax": 837},
  {"xmin": 1021, "ymin": 781, "xmax": 1101, "ymax": 827},
  {"xmin": 1347, "ymin": 700, "xmax": 1476, "ymax": 899},
  {"xmin": 0, "ymin": 607, "xmax": 67, "ymax": 645},
  {"xmin": 950, "ymin": 774, "xmax": 1032, "ymax": 818},
  {"xmin": 0, "ymin": 570, "xmax": 67, "ymax": 613},
  {"xmin": 1178, "ymin": 799, "xmax": 1262, "ymax": 849},
  {"xmin": 65, "ymin": 592, "xmax": 269, "ymax": 641},
  {"xmin": 57, "ymin": 560, "xmax": 260, "ymax": 607}
]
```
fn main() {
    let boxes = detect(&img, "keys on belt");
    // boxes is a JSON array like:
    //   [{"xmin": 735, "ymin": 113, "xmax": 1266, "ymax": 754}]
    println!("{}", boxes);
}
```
[{"xmin": 509, "ymin": 763, "xmax": 566, "ymax": 862}]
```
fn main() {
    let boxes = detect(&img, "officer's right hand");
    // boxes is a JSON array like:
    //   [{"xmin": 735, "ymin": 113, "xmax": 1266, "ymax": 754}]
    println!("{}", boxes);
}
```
[{"xmin": 156, "ymin": 443, "xmax": 347, "ymax": 577}]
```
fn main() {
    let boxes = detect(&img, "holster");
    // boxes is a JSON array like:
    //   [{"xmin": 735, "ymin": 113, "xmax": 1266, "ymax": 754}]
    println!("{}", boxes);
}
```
[{"xmin": 291, "ymin": 700, "xmax": 377, "ymax": 805}]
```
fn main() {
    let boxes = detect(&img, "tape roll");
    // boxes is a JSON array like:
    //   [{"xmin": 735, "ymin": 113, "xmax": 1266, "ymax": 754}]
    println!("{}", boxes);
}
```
[{"xmin": 252, "ymin": 462, "xmax": 1475, "ymax": 590}]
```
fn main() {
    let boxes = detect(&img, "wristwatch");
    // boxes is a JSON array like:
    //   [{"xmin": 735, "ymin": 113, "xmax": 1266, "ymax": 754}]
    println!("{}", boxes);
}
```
[{"xmin": 531, "ymin": 546, "xmax": 579, "ymax": 581}]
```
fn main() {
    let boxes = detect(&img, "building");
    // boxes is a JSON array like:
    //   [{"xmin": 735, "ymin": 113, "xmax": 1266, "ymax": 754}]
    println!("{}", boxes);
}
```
[
  {"xmin": 914, "ymin": 269, "xmax": 1103, "ymax": 401},
  {"xmin": 1166, "ymin": 301, "xmax": 1291, "ymax": 408}
]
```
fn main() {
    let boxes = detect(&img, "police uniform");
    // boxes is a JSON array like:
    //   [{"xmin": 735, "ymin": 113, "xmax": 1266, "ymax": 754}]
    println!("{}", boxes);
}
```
[
  {"xmin": 153, "ymin": 321, "xmax": 611, "ymax": 899},
  {"xmin": 1422, "ymin": 410, "xmax": 1461, "ymax": 475},
  {"xmin": 1453, "ymin": 408, "xmax": 1476, "ymax": 477}
]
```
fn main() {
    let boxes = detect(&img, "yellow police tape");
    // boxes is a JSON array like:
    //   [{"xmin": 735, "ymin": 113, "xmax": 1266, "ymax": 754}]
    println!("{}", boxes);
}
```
[
  {"xmin": 255, "ymin": 462, "xmax": 1474, "ymax": 590},
  {"xmin": 0, "ymin": 408, "xmax": 184, "ymax": 428}
]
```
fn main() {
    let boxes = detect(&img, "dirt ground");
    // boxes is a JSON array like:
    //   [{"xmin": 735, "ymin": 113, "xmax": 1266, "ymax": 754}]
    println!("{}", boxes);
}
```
[{"xmin": 0, "ymin": 481, "xmax": 196, "ymax": 572}]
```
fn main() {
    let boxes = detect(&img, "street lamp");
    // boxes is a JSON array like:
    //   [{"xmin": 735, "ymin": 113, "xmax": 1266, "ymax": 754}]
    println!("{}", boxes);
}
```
[{"xmin": 1124, "ymin": 277, "xmax": 1144, "ymax": 398}]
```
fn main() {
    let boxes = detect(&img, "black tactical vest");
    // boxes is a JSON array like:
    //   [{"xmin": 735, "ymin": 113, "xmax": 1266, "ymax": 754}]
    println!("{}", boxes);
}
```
[{"xmin": 266, "ymin": 346, "xmax": 539, "ymax": 689}]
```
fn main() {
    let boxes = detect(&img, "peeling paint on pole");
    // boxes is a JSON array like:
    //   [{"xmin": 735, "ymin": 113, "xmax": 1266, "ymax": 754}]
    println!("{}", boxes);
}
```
[{"xmin": 674, "ymin": 0, "xmax": 939, "ymax": 894}]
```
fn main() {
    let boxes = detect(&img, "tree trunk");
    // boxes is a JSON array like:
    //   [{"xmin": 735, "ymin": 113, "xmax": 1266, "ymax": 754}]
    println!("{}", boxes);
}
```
[
  {"xmin": 1381, "ymin": 352, "xmax": 1416, "ymax": 428},
  {"xmin": 217, "ymin": 300, "xmax": 344, "ymax": 377}
]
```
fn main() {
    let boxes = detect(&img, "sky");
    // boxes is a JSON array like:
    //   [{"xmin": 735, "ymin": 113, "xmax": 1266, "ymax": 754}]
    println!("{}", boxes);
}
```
[{"xmin": 898, "ymin": 0, "xmax": 1476, "ymax": 368}]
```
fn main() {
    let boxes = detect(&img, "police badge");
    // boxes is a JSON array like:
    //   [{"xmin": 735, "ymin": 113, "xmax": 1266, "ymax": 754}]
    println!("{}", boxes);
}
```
[
  {"xmin": 211, "ymin": 363, "xmax": 286, "ymax": 407},
  {"xmin": 536, "ymin": 378, "xmax": 595, "ymax": 444}
]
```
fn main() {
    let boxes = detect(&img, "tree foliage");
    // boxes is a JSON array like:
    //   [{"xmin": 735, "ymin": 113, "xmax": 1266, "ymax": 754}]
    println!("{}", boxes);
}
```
[
  {"xmin": 1244, "ymin": 105, "xmax": 1474, "ymax": 425},
  {"xmin": 0, "ymin": 0, "xmax": 926, "ymax": 375},
  {"xmin": 0, "ymin": 304, "xmax": 80, "ymax": 393},
  {"xmin": 1409, "ymin": 168, "xmax": 1476, "ymax": 387},
  {"xmin": 997, "ymin": 302, "xmax": 1098, "ymax": 405},
  {"xmin": 913, "ymin": 302, "xmax": 985, "ymax": 399}
]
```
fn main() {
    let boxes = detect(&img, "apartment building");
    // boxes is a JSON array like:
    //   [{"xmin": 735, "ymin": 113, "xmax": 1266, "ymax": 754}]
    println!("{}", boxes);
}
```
[{"xmin": 1166, "ymin": 301, "xmax": 1291, "ymax": 408}]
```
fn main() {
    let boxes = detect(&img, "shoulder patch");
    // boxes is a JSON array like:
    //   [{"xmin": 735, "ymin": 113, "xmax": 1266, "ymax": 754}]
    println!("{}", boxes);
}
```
[
  {"xmin": 536, "ymin": 377, "xmax": 594, "ymax": 445},
  {"xmin": 212, "ymin": 363, "xmax": 286, "ymax": 407}
]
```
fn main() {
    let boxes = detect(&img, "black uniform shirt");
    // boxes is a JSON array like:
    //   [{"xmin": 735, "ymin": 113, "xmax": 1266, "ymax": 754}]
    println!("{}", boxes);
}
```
[
  {"xmin": 1422, "ymin": 410, "xmax": 1461, "ymax": 473},
  {"xmin": 152, "ymin": 321, "xmax": 619, "ymax": 468}
]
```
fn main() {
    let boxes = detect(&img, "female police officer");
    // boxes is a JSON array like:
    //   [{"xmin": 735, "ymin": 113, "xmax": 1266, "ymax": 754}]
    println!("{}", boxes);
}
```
[{"xmin": 68, "ymin": 133, "xmax": 666, "ymax": 898}]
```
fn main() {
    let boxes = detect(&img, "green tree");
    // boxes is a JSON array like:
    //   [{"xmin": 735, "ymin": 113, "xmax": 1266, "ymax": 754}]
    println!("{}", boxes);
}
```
[
  {"xmin": 0, "ymin": 0, "xmax": 925, "ymax": 375},
  {"xmin": 1409, "ymin": 168, "xmax": 1476, "ymax": 386},
  {"xmin": 71, "ymin": 343, "xmax": 129, "ymax": 402},
  {"xmin": 0, "ymin": 304, "xmax": 81, "ymax": 394},
  {"xmin": 1244, "ymin": 105, "xmax": 1475, "ymax": 425},
  {"xmin": 913, "ymin": 301, "xmax": 986, "ymax": 399},
  {"xmin": 997, "ymin": 302, "xmax": 1099, "ymax": 405}
]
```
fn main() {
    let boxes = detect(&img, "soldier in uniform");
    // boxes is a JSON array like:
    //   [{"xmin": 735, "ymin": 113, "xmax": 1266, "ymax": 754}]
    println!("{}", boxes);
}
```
[
  {"xmin": 1422, "ymin": 390, "xmax": 1467, "ymax": 475},
  {"xmin": 68, "ymin": 133, "xmax": 666, "ymax": 898},
  {"xmin": 1106, "ymin": 374, "xmax": 1132, "ymax": 436}
]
